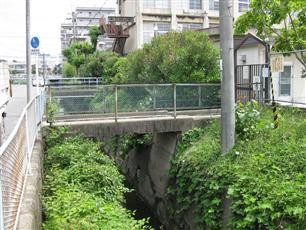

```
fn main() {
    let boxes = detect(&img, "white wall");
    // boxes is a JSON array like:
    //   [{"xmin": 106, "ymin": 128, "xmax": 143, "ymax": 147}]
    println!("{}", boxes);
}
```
[
  {"xmin": 124, "ymin": 25, "xmax": 138, "ymax": 53},
  {"xmin": 272, "ymin": 55, "xmax": 306, "ymax": 105},
  {"xmin": 236, "ymin": 44, "xmax": 266, "ymax": 65}
]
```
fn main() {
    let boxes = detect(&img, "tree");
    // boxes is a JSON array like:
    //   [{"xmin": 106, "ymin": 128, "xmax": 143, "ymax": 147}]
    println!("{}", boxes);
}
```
[
  {"xmin": 235, "ymin": 0, "xmax": 306, "ymax": 71},
  {"xmin": 63, "ymin": 42, "xmax": 93, "ymax": 76},
  {"xmin": 62, "ymin": 62, "xmax": 76, "ymax": 77},
  {"xmin": 122, "ymin": 30, "xmax": 220, "ymax": 83},
  {"xmin": 79, "ymin": 51, "xmax": 121, "ymax": 79},
  {"xmin": 89, "ymin": 26, "xmax": 101, "ymax": 51}
]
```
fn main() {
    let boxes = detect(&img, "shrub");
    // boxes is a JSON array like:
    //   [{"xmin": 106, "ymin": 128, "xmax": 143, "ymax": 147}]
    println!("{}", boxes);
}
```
[
  {"xmin": 62, "ymin": 62, "xmax": 76, "ymax": 77},
  {"xmin": 235, "ymin": 100, "xmax": 273, "ymax": 140},
  {"xmin": 42, "ymin": 128, "xmax": 150, "ymax": 229},
  {"xmin": 122, "ymin": 30, "xmax": 220, "ymax": 83},
  {"xmin": 43, "ymin": 188, "xmax": 148, "ymax": 230}
]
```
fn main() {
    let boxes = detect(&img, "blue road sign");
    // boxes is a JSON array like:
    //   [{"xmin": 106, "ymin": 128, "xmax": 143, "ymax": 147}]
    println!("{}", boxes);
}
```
[{"xmin": 31, "ymin": 37, "xmax": 40, "ymax": 49}]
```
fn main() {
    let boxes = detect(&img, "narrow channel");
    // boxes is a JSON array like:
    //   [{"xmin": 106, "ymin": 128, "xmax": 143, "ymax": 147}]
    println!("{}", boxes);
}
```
[{"xmin": 124, "ymin": 184, "xmax": 162, "ymax": 229}]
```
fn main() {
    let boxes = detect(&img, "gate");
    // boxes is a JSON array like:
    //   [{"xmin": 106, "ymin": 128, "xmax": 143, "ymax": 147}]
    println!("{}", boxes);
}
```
[{"xmin": 235, "ymin": 64, "xmax": 270, "ymax": 104}]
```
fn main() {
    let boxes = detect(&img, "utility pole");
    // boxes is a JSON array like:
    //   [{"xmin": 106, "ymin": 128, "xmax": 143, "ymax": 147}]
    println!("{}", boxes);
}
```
[
  {"xmin": 72, "ymin": 12, "xmax": 76, "ymax": 43},
  {"xmin": 220, "ymin": 0, "xmax": 235, "ymax": 154},
  {"xmin": 26, "ymin": 0, "xmax": 31, "ymax": 102},
  {"xmin": 43, "ymin": 53, "xmax": 46, "ymax": 81}
]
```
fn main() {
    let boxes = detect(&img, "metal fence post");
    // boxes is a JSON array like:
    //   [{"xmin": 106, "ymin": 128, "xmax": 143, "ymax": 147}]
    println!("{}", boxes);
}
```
[
  {"xmin": 40, "ymin": 93, "xmax": 43, "ymax": 124},
  {"xmin": 0, "ymin": 172, "xmax": 4, "ymax": 230},
  {"xmin": 173, "ymin": 83, "xmax": 176, "ymax": 118},
  {"xmin": 153, "ymin": 85, "xmax": 156, "ymax": 110},
  {"xmin": 115, "ymin": 85, "xmax": 118, "ymax": 122},
  {"xmin": 24, "ymin": 112, "xmax": 32, "ymax": 175},
  {"xmin": 198, "ymin": 85, "xmax": 201, "ymax": 108}
]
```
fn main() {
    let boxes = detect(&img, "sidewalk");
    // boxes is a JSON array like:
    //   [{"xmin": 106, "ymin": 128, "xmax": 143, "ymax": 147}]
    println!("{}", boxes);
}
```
[{"xmin": 4, "ymin": 84, "xmax": 42, "ymax": 140}]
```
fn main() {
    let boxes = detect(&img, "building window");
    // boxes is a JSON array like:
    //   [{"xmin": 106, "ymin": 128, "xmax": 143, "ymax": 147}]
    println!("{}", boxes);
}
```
[
  {"xmin": 279, "ymin": 66, "xmax": 291, "ymax": 96},
  {"xmin": 189, "ymin": 0, "xmax": 201, "ymax": 9},
  {"xmin": 239, "ymin": 0, "xmax": 249, "ymax": 12},
  {"xmin": 143, "ymin": 22, "xmax": 170, "ymax": 43},
  {"xmin": 177, "ymin": 0, "xmax": 202, "ymax": 10},
  {"xmin": 143, "ymin": 0, "xmax": 170, "ymax": 9},
  {"xmin": 178, "ymin": 23, "xmax": 202, "ymax": 31},
  {"xmin": 209, "ymin": 0, "xmax": 219, "ymax": 11}
]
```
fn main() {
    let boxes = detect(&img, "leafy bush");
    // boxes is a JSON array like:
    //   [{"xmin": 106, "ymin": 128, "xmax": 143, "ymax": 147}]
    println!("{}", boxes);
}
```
[
  {"xmin": 62, "ymin": 62, "xmax": 76, "ymax": 77},
  {"xmin": 235, "ymin": 100, "xmax": 273, "ymax": 140},
  {"xmin": 43, "ymin": 128, "xmax": 150, "ymax": 229},
  {"xmin": 122, "ymin": 30, "xmax": 220, "ymax": 83},
  {"xmin": 168, "ymin": 108, "xmax": 306, "ymax": 229},
  {"xmin": 43, "ymin": 188, "xmax": 148, "ymax": 230}
]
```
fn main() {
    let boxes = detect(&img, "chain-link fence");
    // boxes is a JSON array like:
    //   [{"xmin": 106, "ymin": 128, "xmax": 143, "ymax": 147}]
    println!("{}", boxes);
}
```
[
  {"xmin": 0, "ymin": 92, "xmax": 45, "ymax": 229},
  {"xmin": 48, "ymin": 84, "xmax": 221, "ymax": 119}
]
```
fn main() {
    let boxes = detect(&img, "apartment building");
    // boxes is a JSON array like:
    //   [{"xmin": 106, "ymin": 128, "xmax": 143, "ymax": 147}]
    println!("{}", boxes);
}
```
[
  {"xmin": 119, "ymin": 0, "xmax": 250, "ymax": 52},
  {"xmin": 60, "ymin": 7, "xmax": 116, "ymax": 50}
]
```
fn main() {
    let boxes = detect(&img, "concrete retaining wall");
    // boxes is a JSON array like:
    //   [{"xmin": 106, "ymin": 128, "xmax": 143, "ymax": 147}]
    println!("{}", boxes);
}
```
[
  {"xmin": 105, "ymin": 132, "xmax": 195, "ymax": 229},
  {"xmin": 17, "ymin": 135, "xmax": 43, "ymax": 230}
]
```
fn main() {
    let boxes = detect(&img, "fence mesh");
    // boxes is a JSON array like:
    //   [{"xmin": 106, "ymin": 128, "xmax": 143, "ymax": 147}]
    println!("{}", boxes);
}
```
[
  {"xmin": 49, "ymin": 84, "xmax": 221, "ymax": 117},
  {"xmin": 0, "ymin": 93, "xmax": 45, "ymax": 229}
]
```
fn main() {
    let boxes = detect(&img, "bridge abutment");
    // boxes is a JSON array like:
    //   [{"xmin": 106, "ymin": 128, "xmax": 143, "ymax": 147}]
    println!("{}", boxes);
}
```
[{"xmin": 103, "ymin": 131, "xmax": 181, "ymax": 227}]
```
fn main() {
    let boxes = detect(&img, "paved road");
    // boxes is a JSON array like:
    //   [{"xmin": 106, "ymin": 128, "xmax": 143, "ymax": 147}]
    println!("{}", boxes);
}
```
[{"xmin": 4, "ymin": 84, "xmax": 44, "ymax": 139}]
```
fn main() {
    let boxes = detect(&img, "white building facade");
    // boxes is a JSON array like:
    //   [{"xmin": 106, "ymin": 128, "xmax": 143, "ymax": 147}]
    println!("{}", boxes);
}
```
[
  {"xmin": 271, "ymin": 53, "xmax": 306, "ymax": 107},
  {"xmin": 119, "ymin": 0, "xmax": 250, "ymax": 52},
  {"xmin": 61, "ymin": 7, "xmax": 116, "ymax": 50}
]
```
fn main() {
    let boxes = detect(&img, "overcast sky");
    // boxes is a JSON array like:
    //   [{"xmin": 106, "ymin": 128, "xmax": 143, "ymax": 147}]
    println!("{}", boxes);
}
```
[{"xmin": 0, "ymin": 0, "xmax": 117, "ymax": 62}]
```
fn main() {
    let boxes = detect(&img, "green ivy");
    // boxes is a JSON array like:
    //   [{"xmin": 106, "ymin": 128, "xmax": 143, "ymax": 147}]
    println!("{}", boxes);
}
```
[{"xmin": 168, "ymin": 107, "xmax": 306, "ymax": 229}]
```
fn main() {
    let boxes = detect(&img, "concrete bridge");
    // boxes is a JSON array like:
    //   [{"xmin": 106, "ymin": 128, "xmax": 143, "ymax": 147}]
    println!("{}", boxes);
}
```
[
  {"xmin": 9, "ymin": 83, "xmax": 221, "ymax": 229},
  {"xmin": 51, "ymin": 109, "xmax": 220, "ymax": 139},
  {"xmin": 47, "ymin": 83, "xmax": 221, "ymax": 137}
]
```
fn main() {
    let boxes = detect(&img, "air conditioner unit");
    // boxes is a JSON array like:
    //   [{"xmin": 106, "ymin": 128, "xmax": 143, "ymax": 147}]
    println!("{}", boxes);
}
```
[{"xmin": 240, "ymin": 55, "xmax": 247, "ymax": 63}]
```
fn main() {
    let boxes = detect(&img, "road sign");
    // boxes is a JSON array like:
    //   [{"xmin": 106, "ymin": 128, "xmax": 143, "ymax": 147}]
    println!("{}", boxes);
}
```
[
  {"xmin": 31, "ymin": 49, "xmax": 40, "ymax": 55},
  {"xmin": 31, "ymin": 37, "xmax": 40, "ymax": 49},
  {"xmin": 271, "ymin": 55, "xmax": 284, "ymax": 72}
]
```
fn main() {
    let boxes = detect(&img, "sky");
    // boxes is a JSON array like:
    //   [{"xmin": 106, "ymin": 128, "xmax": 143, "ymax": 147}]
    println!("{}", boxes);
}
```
[{"xmin": 0, "ymin": 0, "xmax": 117, "ymax": 62}]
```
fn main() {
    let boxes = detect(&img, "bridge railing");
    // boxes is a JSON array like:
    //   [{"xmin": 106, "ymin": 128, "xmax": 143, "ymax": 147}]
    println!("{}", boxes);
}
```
[
  {"xmin": 48, "ymin": 83, "xmax": 221, "ymax": 120},
  {"xmin": 46, "ymin": 77, "xmax": 101, "ymax": 86},
  {"xmin": 0, "ymin": 92, "xmax": 45, "ymax": 229}
]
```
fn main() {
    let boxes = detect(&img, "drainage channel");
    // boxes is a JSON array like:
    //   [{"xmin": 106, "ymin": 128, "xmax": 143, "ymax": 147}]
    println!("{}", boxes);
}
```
[{"xmin": 124, "ymin": 186, "xmax": 162, "ymax": 229}]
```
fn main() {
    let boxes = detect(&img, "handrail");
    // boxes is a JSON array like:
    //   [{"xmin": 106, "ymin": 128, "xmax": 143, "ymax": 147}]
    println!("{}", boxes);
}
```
[
  {"xmin": 48, "ymin": 83, "xmax": 221, "ymax": 121},
  {"xmin": 0, "ymin": 95, "xmax": 40, "ymax": 156},
  {"xmin": 0, "ymin": 92, "xmax": 45, "ymax": 229}
]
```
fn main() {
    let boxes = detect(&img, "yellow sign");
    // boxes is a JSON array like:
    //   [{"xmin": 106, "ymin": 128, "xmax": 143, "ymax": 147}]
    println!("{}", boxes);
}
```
[{"xmin": 271, "ymin": 55, "xmax": 284, "ymax": 72}]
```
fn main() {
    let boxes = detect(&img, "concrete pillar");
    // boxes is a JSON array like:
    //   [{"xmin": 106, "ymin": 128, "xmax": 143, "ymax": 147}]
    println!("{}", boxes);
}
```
[
  {"xmin": 171, "ymin": 0, "xmax": 177, "ymax": 30},
  {"xmin": 137, "ymin": 0, "xmax": 144, "ymax": 48},
  {"xmin": 148, "ymin": 132, "xmax": 179, "ymax": 198}
]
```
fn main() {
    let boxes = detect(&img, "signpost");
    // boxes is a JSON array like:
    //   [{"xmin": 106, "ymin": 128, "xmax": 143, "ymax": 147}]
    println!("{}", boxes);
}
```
[
  {"xmin": 31, "ymin": 37, "xmax": 40, "ymax": 95},
  {"xmin": 271, "ymin": 55, "xmax": 284, "ymax": 73}
]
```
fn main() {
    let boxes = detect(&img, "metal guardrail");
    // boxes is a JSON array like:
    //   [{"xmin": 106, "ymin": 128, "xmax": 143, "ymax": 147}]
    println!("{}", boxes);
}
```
[
  {"xmin": 48, "ymin": 83, "xmax": 221, "ymax": 121},
  {"xmin": 46, "ymin": 77, "xmax": 102, "ymax": 86},
  {"xmin": 0, "ymin": 92, "xmax": 45, "ymax": 230}
]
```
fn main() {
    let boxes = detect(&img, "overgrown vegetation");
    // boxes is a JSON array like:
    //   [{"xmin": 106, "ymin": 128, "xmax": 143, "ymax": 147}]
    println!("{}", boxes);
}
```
[
  {"xmin": 120, "ymin": 30, "xmax": 220, "ymax": 83},
  {"xmin": 110, "ymin": 133, "xmax": 153, "ymax": 156},
  {"xmin": 42, "ymin": 127, "xmax": 151, "ymax": 229},
  {"xmin": 168, "ymin": 106, "xmax": 306, "ymax": 229},
  {"xmin": 62, "ymin": 30, "xmax": 220, "ymax": 83}
]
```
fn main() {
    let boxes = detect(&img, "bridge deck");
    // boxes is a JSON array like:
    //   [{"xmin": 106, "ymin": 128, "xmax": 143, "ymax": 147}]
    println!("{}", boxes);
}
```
[{"xmin": 47, "ymin": 109, "xmax": 220, "ymax": 138}]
